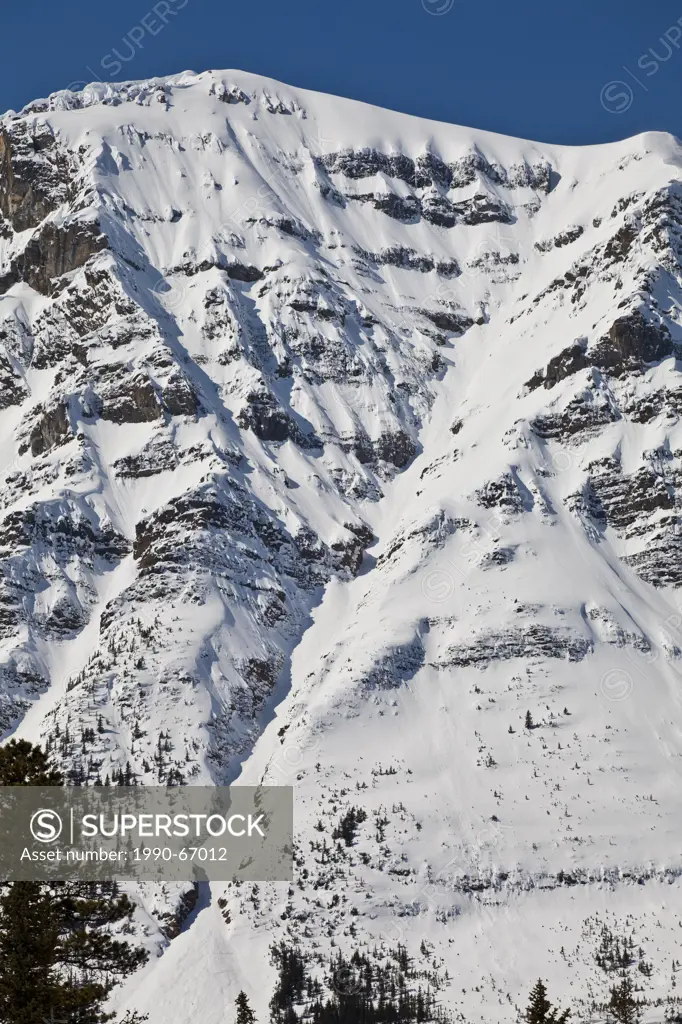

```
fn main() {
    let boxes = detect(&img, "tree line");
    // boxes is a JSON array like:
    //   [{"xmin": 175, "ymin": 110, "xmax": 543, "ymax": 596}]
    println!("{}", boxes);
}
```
[
  {"xmin": 0, "ymin": 740, "xmax": 677, "ymax": 1024},
  {"xmin": 0, "ymin": 739, "xmax": 148, "ymax": 1024}
]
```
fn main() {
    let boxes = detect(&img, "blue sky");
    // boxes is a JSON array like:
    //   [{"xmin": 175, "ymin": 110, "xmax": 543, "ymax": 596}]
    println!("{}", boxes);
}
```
[{"xmin": 2, "ymin": 0, "xmax": 682, "ymax": 144}]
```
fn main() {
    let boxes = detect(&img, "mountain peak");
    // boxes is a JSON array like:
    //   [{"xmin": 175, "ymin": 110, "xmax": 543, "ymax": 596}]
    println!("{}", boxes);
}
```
[{"xmin": 1, "ymin": 70, "xmax": 682, "ymax": 1023}]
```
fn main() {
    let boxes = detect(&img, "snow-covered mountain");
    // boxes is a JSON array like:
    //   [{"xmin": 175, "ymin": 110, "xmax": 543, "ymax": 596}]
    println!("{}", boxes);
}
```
[{"xmin": 2, "ymin": 68, "xmax": 682, "ymax": 1022}]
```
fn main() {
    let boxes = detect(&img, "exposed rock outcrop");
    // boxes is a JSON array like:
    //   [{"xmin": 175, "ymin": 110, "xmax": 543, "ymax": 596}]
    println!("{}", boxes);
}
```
[
  {"xmin": 0, "ymin": 121, "xmax": 71, "ymax": 231},
  {"xmin": 0, "ymin": 219, "xmax": 107, "ymax": 295}
]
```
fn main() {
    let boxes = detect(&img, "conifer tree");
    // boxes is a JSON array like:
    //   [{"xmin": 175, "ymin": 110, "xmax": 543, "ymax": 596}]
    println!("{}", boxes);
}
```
[
  {"xmin": 0, "ymin": 881, "xmax": 60, "ymax": 1024},
  {"xmin": 0, "ymin": 740, "xmax": 148, "ymax": 1023},
  {"xmin": 0, "ymin": 739, "xmax": 63, "ymax": 786},
  {"xmin": 607, "ymin": 974, "xmax": 641, "ymax": 1024},
  {"xmin": 236, "ymin": 991, "xmax": 257, "ymax": 1024},
  {"xmin": 522, "ymin": 979, "xmax": 570, "ymax": 1024}
]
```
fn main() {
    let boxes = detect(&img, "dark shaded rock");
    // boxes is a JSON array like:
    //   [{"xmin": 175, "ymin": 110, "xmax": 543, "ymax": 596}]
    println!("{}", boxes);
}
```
[
  {"xmin": 372, "ymin": 192, "xmax": 420, "ymax": 223},
  {"xmin": 330, "ymin": 521, "xmax": 375, "ymax": 575},
  {"xmin": 416, "ymin": 152, "xmax": 453, "ymax": 188},
  {"xmin": 508, "ymin": 160, "xmax": 553, "ymax": 192},
  {"xmin": 170, "ymin": 257, "xmax": 262, "ymax": 282},
  {"xmin": 60, "ymin": 265, "xmax": 135, "ymax": 337},
  {"xmin": 0, "ymin": 583, "xmax": 25, "ymax": 640},
  {"xmin": 434, "ymin": 258, "xmax": 461, "ymax": 278},
  {"xmin": 42, "ymin": 594, "xmax": 87, "ymax": 634},
  {"xmin": 357, "ymin": 245, "xmax": 459, "ymax": 277},
  {"xmin": 531, "ymin": 391, "xmax": 619, "ymax": 439},
  {"xmin": 419, "ymin": 308, "xmax": 474, "ymax": 334},
  {"xmin": 274, "ymin": 216, "xmax": 318, "ymax": 241},
  {"xmin": 25, "ymin": 270, "xmax": 137, "ymax": 363},
  {"xmin": 359, "ymin": 632, "xmax": 426, "ymax": 690},
  {"xmin": 588, "ymin": 457, "xmax": 673, "ymax": 531},
  {"xmin": 114, "ymin": 438, "xmax": 178, "ymax": 478},
  {"xmin": 330, "ymin": 537, "xmax": 364, "ymax": 574},
  {"xmin": 321, "ymin": 149, "xmax": 419, "ymax": 185},
  {"xmin": 241, "ymin": 656, "xmax": 280, "ymax": 686},
  {"xmin": 0, "ymin": 219, "xmax": 107, "ymax": 296},
  {"xmin": 226, "ymin": 261, "xmax": 263, "ymax": 283},
  {"xmin": 452, "ymin": 195, "xmax": 513, "ymax": 225},
  {"xmin": 439, "ymin": 624, "xmax": 592, "ymax": 667},
  {"xmin": 449, "ymin": 152, "xmax": 502, "ymax": 188},
  {"xmin": 374, "ymin": 429, "xmax": 416, "ymax": 468},
  {"xmin": 526, "ymin": 339, "xmax": 589, "ymax": 392},
  {"xmin": 0, "ymin": 500, "xmax": 129, "ymax": 564},
  {"xmin": 534, "ymin": 225, "xmax": 584, "ymax": 253},
  {"xmin": 133, "ymin": 493, "xmax": 239, "ymax": 568},
  {"xmin": 0, "ymin": 351, "xmax": 27, "ymax": 409},
  {"xmin": 481, "ymin": 545, "xmax": 517, "ymax": 567},
  {"xmin": 603, "ymin": 224, "xmax": 637, "ymax": 262},
  {"xmin": 0, "ymin": 661, "xmax": 48, "ymax": 733},
  {"xmin": 421, "ymin": 191, "xmax": 458, "ymax": 228},
  {"xmin": 162, "ymin": 371, "xmax": 198, "ymax": 417},
  {"xmin": 467, "ymin": 250, "xmax": 520, "ymax": 273},
  {"xmin": 0, "ymin": 121, "xmax": 71, "ymax": 232},
  {"xmin": 99, "ymin": 370, "xmax": 162, "ymax": 424},
  {"xmin": 237, "ymin": 391, "xmax": 294, "ymax": 442},
  {"xmin": 320, "ymin": 147, "xmax": 549, "ymax": 196},
  {"xmin": 349, "ymin": 429, "xmax": 416, "ymax": 469},
  {"xmin": 130, "ymin": 481, "xmax": 330, "ymax": 596},
  {"xmin": 476, "ymin": 473, "xmax": 527, "ymax": 512},
  {"xmin": 28, "ymin": 402, "xmax": 71, "ymax": 456},
  {"xmin": 348, "ymin": 432, "xmax": 374, "ymax": 465},
  {"xmin": 625, "ymin": 388, "xmax": 682, "ymax": 423},
  {"xmin": 157, "ymin": 883, "xmax": 200, "ymax": 939},
  {"xmin": 289, "ymin": 297, "xmax": 338, "ymax": 321},
  {"xmin": 568, "ymin": 480, "xmax": 607, "ymax": 525},
  {"xmin": 624, "ymin": 529, "xmax": 682, "ymax": 587},
  {"xmin": 591, "ymin": 311, "xmax": 673, "ymax": 377}
]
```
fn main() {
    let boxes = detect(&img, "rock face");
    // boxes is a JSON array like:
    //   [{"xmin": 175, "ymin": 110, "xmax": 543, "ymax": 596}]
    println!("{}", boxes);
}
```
[
  {"xmin": 591, "ymin": 310, "xmax": 673, "ymax": 376},
  {"xmin": 28, "ymin": 402, "xmax": 71, "ymax": 455},
  {"xmin": 97, "ymin": 369, "xmax": 162, "ymax": 424},
  {"xmin": 0, "ymin": 121, "xmax": 71, "ymax": 231},
  {"xmin": 527, "ymin": 312, "xmax": 674, "ymax": 391},
  {"xmin": 4, "ymin": 69, "xmax": 682, "ymax": 1022},
  {"xmin": 0, "ymin": 219, "xmax": 107, "ymax": 296},
  {"xmin": 437, "ymin": 624, "xmax": 593, "ymax": 666}
]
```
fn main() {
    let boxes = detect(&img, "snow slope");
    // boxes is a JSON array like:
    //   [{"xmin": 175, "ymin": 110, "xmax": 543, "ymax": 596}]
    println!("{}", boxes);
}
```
[{"xmin": 1, "ymin": 68, "xmax": 682, "ymax": 1021}]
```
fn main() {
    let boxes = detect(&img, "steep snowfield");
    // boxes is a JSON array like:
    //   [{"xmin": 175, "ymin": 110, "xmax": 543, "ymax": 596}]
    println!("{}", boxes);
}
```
[{"xmin": 2, "ymin": 68, "xmax": 682, "ymax": 1021}]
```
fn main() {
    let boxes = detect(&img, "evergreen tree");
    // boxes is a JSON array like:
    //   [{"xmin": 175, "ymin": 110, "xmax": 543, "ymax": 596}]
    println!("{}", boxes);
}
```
[
  {"xmin": 0, "ymin": 739, "xmax": 63, "ymax": 786},
  {"xmin": 524, "ymin": 711, "xmax": 535, "ymax": 731},
  {"xmin": 0, "ymin": 741, "xmax": 148, "ymax": 1023},
  {"xmin": 0, "ymin": 882, "xmax": 60, "ymax": 1024},
  {"xmin": 522, "ymin": 979, "xmax": 570, "ymax": 1024},
  {"xmin": 236, "ymin": 991, "xmax": 257, "ymax": 1024},
  {"xmin": 0, "ymin": 881, "xmax": 147, "ymax": 1022},
  {"xmin": 607, "ymin": 975, "xmax": 641, "ymax": 1024},
  {"xmin": 269, "ymin": 941, "xmax": 450, "ymax": 1024},
  {"xmin": 331, "ymin": 807, "xmax": 367, "ymax": 847}
]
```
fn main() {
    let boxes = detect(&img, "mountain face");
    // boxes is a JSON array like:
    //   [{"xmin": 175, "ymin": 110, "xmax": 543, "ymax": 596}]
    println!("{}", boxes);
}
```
[{"xmin": 2, "ymin": 68, "xmax": 682, "ymax": 1021}]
